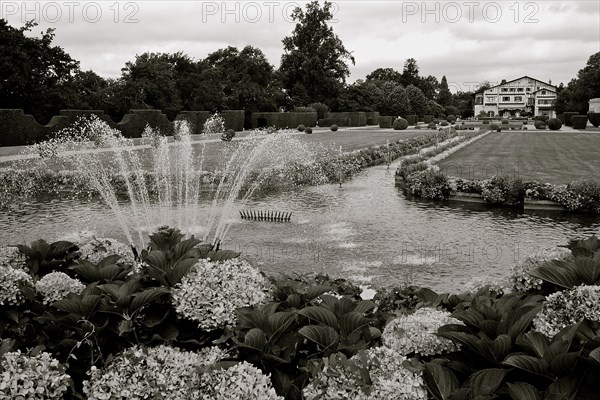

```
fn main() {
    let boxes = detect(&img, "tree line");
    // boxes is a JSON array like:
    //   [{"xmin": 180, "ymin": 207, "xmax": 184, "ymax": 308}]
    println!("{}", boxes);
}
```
[{"xmin": 1, "ymin": 1, "xmax": 596, "ymax": 128}]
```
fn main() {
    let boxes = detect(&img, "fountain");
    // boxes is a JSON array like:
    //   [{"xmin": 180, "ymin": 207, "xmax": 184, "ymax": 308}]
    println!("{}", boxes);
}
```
[{"xmin": 13, "ymin": 117, "xmax": 328, "ymax": 251}]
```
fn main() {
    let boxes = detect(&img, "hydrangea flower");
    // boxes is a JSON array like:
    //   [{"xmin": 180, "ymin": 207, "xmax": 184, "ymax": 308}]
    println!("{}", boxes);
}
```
[
  {"xmin": 83, "ymin": 345, "xmax": 228, "ymax": 399},
  {"xmin": 533, "ymin": 285, "xmax": 600, "ymax": 337},
  {"xmin": 79, "ymin": 237, "xmax": 135, "ymax": 266},
  {"xmin": 0, "ymin": 350, "xmax": 71, "ymax": 399},
  {"xmin": 508, "ymin": 247, "xmax": 572, "ymax": 292},
  {"xmin": 303, "ymin": 346, "xmax": 427, "ymax": 400},
  {"xmin": 0, "ymin": 246, "xmax": 26, "ymax": 270},
  {"xmin": 382, "ymin": 308, "xmax": 463, "ymax": 356},
  {"xmin": 461, "ymin": 276, "xmax": 508, "ymax": 295},
  {"xmin": 198, "ymin": 361, "xmax": 283, "ymax": 399},
  {"xmin": 0, "ymin": 264, "xmax": 34, "ymax": 306},
  {"xmin": 35, "ymin": 272, "xmax": 86, "ymax": 304},
  {"xmin": 171, "ymin": 259, "xmax": 270, "ymax": 331}
]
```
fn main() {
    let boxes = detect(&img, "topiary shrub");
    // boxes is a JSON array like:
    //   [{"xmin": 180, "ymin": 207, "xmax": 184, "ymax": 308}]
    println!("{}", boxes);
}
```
[
  {"xmin": 534, "ymin": 120, "xmax": 547, "ymax": 130},
  {"xmin": 501, "ymin": 119, "xmax": 509, "ymax": 124},
  {"xmin": 424, "ymin": 115, "xmax": 433, "ymax": 123},
  {"xmin": 446, "ymin": 114, "xmax": 456, "ymax": 123},
  {"xmin": 563, "ymin": 112, "xmax": 579, "ymax": 126},
  {"xmin": 557, "ymin": 113, "xmax": 565, "ymax": 124},
  {"xmin": 221, "ymin": 129, "xmax": 236, "ymax": 142},
  {"xmin": 330, "ymin": 124, "xmax": 338, "ymax": 132},
  {"xmin": 547, "ymin": 118, "xmax": 562, "ymax": 130},
  {"xmin": 393, "ymin": 118, "xmax": 409, "ymax": 130},
  {"xmin": 305, "ymin": 127, "xmax": 313, "ymax": 134},
  {"xmin": 588, "ymin": 112, "xmax": 600, "ymax": 127},
  {"xmin": 379, "ymin": 116, "xmax": 394, "ymax": 129},
  {"xmin": 572, "ymin": 115, "xmax": 588, "ymax": 129},
  {"xmin": 297, "ymin": 124, "xmax": 305, "ymax": 132},
  {"xmin": 406, "ymin": 115, "xmax": 417, "ymax": 125},
  {"xmin": 427, "ymin": 122, "xmax": 437, "ymax": 129},
  {"xmin": 440, "ymin": 121, "xmax": 449, "ymax": 126}
]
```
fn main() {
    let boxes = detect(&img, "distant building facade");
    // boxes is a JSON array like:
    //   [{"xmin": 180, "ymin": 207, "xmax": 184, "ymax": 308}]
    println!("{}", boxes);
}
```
[{"xmin": 474, "ymin": 76, "xmax": 557, "ymax": 118}]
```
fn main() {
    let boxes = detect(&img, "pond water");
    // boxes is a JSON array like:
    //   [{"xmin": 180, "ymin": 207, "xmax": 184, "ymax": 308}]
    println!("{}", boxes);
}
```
[{"xmin": 2, "ymin": 161, "xmax": 599, "ymax": 293}]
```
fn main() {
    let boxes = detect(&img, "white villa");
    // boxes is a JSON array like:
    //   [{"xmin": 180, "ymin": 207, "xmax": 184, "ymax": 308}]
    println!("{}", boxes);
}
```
[{"xmin": 474, "ymin": 76, "xmax": 557, "ymax": 118}]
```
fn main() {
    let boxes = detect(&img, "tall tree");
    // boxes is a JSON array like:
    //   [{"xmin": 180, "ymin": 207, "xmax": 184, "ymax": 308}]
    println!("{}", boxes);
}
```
[
  {"xmin": 387, "ymin": 86, "xmax": 412, "ymax": 117},
  {"xmin": 280, "ymin": 1, "xmax": 354, "ymax": 106},
  {"xmin": 437, "ymin": 76, "xmax": 452, "ymax": 107},
  {"xmin": 0, "ymin": 19, "xmax": 80, "ymax": 123},
  {"xmin": 401, "ymin": 58, "xmax": 420, "ymax": 88},
  {"xmin": 567, "ymin": 52, "xmax": 600, "ymax": 113},
  {"xmin": 418, "ymin": 75, "xmax": 439, "ymax": 100},
  {"xmin": 405, "ymin": 85, "xmax": 428, "ymax": 116},
  {"xmin": 338, "ymin": 80, "xmax": 384, "ymax": 112},
  {"xmin": 365, "ymin": 67, "xmax": 402, "ymax": 84}
]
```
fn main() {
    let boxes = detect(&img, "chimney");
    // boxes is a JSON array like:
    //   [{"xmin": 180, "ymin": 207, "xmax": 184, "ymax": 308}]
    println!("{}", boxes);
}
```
[{"xmin": 549, "ymin": 79, "xmax": 552, "ymax": 85}]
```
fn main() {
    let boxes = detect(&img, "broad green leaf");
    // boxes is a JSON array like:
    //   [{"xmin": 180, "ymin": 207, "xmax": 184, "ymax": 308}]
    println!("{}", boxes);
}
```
[
  {"xmin": 589, "ymin": 347, "xmax": 600, "ymax": 363},
  {"xmin": 339, "ymin": 312, "xmax": 371, "ymax": 338},
  {"xmin": 423, "ymin": 362, "xmax": 458, "ymax": 400},
  {"xmin": 530, "ymin": 261, "xmax": 581, "ymax": 289},
  {"xmin": 516, "ymin": 331, "xmax": 549, "ymax": 358},
  {"xmin": 285, "ymin": 293, "xmax": 303, "ymax": 309},
  {"xmin": 205, "ymin": 250, "xmax": 241, "ymax": 261},
  {"xmin": 502, "ymin": 355, "xmax": 550, "ymax": 376},
  {"xmin": 298, "ymin": 325, "xmax": 339, "ymax": 349},
  {"xmin": 545, "ymin": 376, "xmax": 578, "ymax": 400},
  {"xmin": 167, "ymin": 258, "xmax": 197, "ymax": 286},
  {"xmin": 297, "ymin": 306, "xmax": 339, "ymax": 329},
  {"xmin": 242, "ymin": 328, "xmax": 267, "ymax": 351},
  {"xmin": 506, "ymin": 306, "xmax": 542, "ymax": 340},
  {"xmin": 507, "ymin": 382, "xmax": 542, "ymax": 400},
  {"xmin": 549, "ymin": 351, "xmax": 580, "ymax": 376},
  {"xmin": 491, "ymin": 334, "xmax": 512, "ymax": 361},
  {"xmin": 353, "ymin": 300, "xmax": 376, "ymax": 315},
  {"xmin": 304, "ymin": 285, "xmax": 332, "ymax": 301},
  {"xmin": 573, "ymin": 257, "xmax": 600, "ymax": 284},
  {"xmin": 118, "ymin": 320, "xmax": 133, "ymax": 336},
  {"xmin": 173, "ymin": 238, "xmax": 201, "ymax": 260},
  {"xmin": 468, "ymin": 368, "xmax": 509, "ymax": 397},
  {"xmin": 268, "ymin": 312, "xmax": 297, "ymax": 341},
  {"xmin": 129, "ymin": 287, "xmax": 169, "ymax": 314}
]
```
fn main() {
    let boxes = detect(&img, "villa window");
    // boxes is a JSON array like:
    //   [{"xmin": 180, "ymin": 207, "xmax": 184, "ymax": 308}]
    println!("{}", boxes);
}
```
[
  {"xmin": 515, "ymin": 96, "xmax": 522, "ymax": 102},
  {"xmin": 526, "ymin": 87, "xmax": 531, "ymax": 91},
  {"xmin": 502, "ymin": 88, "xmax": 508, "ymax": 92},
  {"xmin": 509, "ymin": 88, "xmax": 515, "ymax": 92},
  {"xmin": 517, "ymin": 88, "xmax": 524, "ymax": 92},
  {"xmin": 542, "ymin": 90, "xmax": 546, "ymax": 95},
  {"xmin": 502, "ymin": 96, "xmax": 510, "ymax": 101}
]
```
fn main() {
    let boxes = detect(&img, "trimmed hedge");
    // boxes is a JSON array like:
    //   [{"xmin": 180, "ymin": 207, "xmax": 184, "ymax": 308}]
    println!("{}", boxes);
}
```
[
  {"xmin": 175, "ymin": 111, "xmax": 212, "ymax": 135},
  {"xmin": 117, "ymin": 110, "xmax": 173, "ymax": 138},
  {"xmin": 324, "ymin": 117, "xmax": 350, "ymax": 127},
  {"xmin": 378, "ymin": 116, "xmax": 394, "ymax": 129},
  {"xmin": 393, "ymin": 118, "xmax": 409, "ymax": 130},
  {"xmin": 365, "ymin": 111, "xmax": 380, "ymax": 125},
  {"xmin": 221, "ymin": 110, "xmax": 245, "ymax": 132},
  {"xmin": 563, "ymin": 112, "xmax": 579, "ymax": 127},
  {"xmin": 572, "ymin": 115, "xmax": 588, "ymax": 129},
  {"xmin": 406, "ymin": 115, "xmax": 417, "ymax": 125},
  {"xmin": 557, "ymin": 113, "xmax": 565, "ymax": 124},
  {"xmin": 547, "ymin": 118, "xmax": 562, "ymax": 130},
  {"xmin": 424, "ymin": 115, "xmax": 433, "ymax": 123},
  {"xmin": 588, "ymin": 112, "xmax": 600, "ymax": 128},
  {"xmin": 325, "ymin": 112, "xmax": 366, "ymax": 127}
]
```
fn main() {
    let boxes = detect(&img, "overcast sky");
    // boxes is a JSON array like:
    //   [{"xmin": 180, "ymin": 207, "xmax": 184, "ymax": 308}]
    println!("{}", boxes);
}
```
[{"xmin": 3, "ymin": 1, "xmax": 600, "ymax": 91}]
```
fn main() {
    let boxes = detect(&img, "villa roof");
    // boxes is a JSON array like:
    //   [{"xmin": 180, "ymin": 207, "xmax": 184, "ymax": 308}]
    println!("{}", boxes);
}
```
[{"xmin": 486, "ymin": 75, "xmax": 557, "ymax": 91}]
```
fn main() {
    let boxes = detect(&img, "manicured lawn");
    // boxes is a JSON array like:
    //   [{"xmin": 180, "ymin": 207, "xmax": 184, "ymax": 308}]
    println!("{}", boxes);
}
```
[
  {"xmin": 0, "ymin": 127, "xmax": 433, "ymax": 166},
  {"xmin": 435, "ymin": 131, "xmax": 600, "ymax": 184}
]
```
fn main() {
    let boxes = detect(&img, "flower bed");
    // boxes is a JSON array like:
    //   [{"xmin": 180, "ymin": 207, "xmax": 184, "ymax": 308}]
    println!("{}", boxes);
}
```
[{"xmin": 2, "ymin": 230, "xmax": 600, "ymax": 398}]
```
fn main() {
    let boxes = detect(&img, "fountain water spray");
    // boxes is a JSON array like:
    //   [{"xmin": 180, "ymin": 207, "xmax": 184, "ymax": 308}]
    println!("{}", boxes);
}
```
[{"xmin": 20, "ymin": 117, "xmax": 324, "ymax": 250}]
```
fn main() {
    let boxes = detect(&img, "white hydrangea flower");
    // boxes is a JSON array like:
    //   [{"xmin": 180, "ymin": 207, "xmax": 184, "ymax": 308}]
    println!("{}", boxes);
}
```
[
  {"xmin": 382, "ymin": 308, "xmax": 463, "ymax": 356},
  {"xmin": 508, "ymin": 247, "xmax": 572, "ymax": 292},
  {"xmin": 83, "ymin": 345, "xmax": 228, "ymax": 399},
  {"xmin": 171, "ymin": 259, "xmax": 270, "ymax": 331},
  {"xmin": 533, "ymin": 285, "xmax": 600, "ymax": 337},
  {"xmin": 0, "ymin": 246, "xmax": 26, "ymax": 270},
  {"xmin": 461, "ymin": 276, "xmax": 508, "ymax": 295},
  {"xmin": 0, "ymin": 264, "xmax": 34, "ymax": 306},
  {"xmin": 198, "ymin": 361, "xmax": 283, "ymax": 399},
  {"xmin": 0, "ymin": 350, "xmax": 71, "ymax": 399},
  {"xmin": 79, "ymin": 237, "xmax": 135, "ymax": 266},
  {"xmin": 58, "ymin": 230, "xmax": 97, "ymax": 246},
  {"xmin": 35, "ymin": 272, "xmax": 86, "ymax": 304},
  {"xmin": 303, "ymin": 346, "xmax": 427, "ymax": 400}
]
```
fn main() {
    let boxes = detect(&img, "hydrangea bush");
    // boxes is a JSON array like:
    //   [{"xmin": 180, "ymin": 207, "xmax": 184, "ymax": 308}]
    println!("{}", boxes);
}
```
[
  {"xmin": 0, "ymin": 246, "xmax": 26, "ymax": 269},
  {"xmin": 508, "ymin": 247, "xmax": 572, "ymax": 292},
  {"xmin": 382, "ymin": 308, "xmax": 463, "ymax": 356},
  {"xmin": 0, "ymin": 265, "xmax": 34, "ymax": 306},
  {"xmin": 533, "ymin": 285, "xmax": 600, "ymax": 337},
  {"xmin": 198, "ymin": 361, "xmax": 283, "ymax": 400},
  {"xmin": 83, "ymin": 345, "xmax": 228, "ymax": 399},
  {"xmin": 171, "ymin": 259, "xmax": 271, "ymax": 330},
  {"xmin": 303, "ymin": 346, "xmax": 427, "ymax": 400},
  {"xmin": 79, "ymin": 237, "xmax": 135, "ymax": 266},
  {"xmin": 35, "ymin": 272, "xmax": 85, "ymax": 305},
  {"xmin": 0, "ymin": 350, "xmax": 71, "ymax": 399}
]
